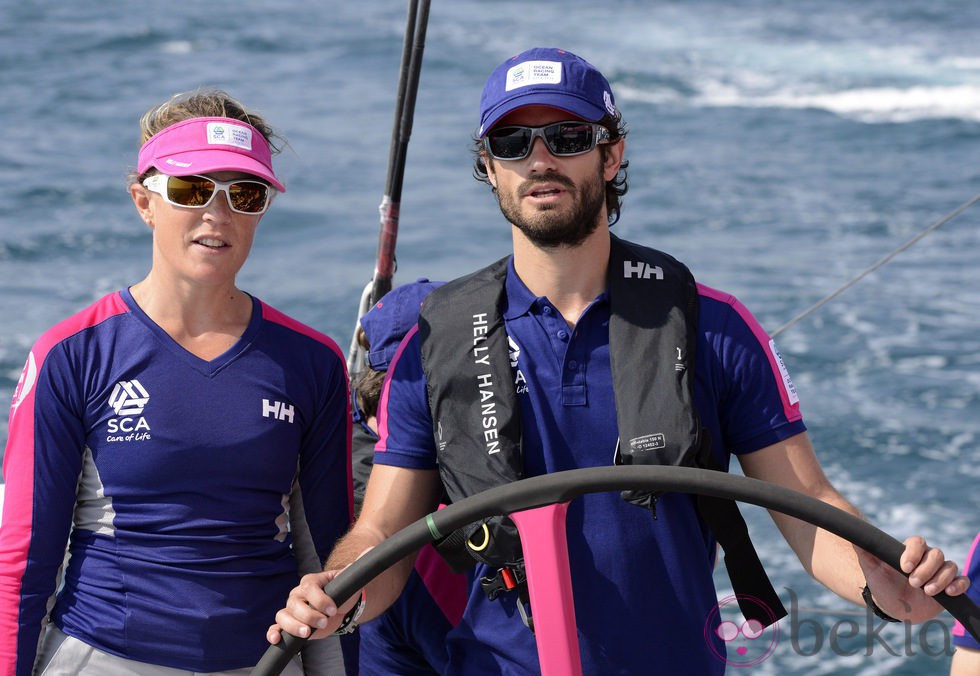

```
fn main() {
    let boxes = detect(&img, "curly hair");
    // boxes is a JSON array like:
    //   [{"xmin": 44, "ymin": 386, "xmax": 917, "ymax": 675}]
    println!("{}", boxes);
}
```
[
  {"xmin": 354, "ymin": 367, "xmax": 387, "ymax": 420},
  {"xmin": 471, "ymin": 113, "xmax": 630, "ymax": 225}
]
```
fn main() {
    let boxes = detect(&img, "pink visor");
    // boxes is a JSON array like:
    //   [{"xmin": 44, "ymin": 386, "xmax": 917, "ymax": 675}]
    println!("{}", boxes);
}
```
[{"xmin": 137, "ymin": 116, "xmax": 285, "ymax": 192}]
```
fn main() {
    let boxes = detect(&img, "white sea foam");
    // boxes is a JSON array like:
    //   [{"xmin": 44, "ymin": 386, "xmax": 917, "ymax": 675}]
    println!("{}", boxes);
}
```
[
  {"xmin": 620, "ymin": 82, "xmax": 980, "ymax": 123},
  {"xmin": 731, "ymin": 84, "xmax": 980, "ymax": 123},
  {"xmin": 160, "ymin": 40, "xmax": 194, "ymax": 55}
]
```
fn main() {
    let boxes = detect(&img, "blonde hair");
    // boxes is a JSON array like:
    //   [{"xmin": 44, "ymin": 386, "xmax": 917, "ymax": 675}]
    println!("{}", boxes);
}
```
[{"xmin": 134, "ymin": 88, "xmax": 282, "ymax": 181}]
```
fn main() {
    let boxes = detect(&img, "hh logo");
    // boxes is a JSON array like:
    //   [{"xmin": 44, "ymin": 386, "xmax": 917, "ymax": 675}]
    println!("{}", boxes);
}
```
[
  {"xmin": 109, "ymin": 380, "xmax": 150, "ymax": 416},
  {"xmin": 623, "ymin": 260, "xmax": 663, "ymax": 280},
  {"xmin": 263, "ymin": 399, "xmax": 295, "ymax": 423}
]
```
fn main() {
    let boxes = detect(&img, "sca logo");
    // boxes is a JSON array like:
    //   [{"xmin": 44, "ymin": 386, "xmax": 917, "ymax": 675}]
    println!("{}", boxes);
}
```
[
  {"xmin": 508, "ymin": 336, "xmax": 528, "ymax": 394},
  {"xmin": 107, "ymin": 379, "xmax": 152, "ymax": 441}
]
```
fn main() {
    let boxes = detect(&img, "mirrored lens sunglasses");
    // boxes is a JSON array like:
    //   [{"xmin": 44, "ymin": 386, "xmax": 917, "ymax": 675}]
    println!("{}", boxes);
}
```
[
  {"xmin": 484, "ymin": 121, "xmax": 611, "ymax": 161},
  {"xmin": 142, "ymin": 174, "xmax": 274, "ymax": 214}
]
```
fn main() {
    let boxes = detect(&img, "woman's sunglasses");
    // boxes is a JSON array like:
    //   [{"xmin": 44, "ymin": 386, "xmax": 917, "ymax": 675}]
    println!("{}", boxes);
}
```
[
  {"xmin": 142, "ymin": 174, "xmax": 275, "ymax": 215},
  {"xmin": 483, "ymin": 121, "xmax": 611, "ymax": 161}
]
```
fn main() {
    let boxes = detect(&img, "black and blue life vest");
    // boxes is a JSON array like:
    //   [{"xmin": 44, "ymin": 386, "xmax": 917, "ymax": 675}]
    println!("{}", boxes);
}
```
[{"xmin": 417, "ymin": 234, "xmax": 785, "ymax": 625}]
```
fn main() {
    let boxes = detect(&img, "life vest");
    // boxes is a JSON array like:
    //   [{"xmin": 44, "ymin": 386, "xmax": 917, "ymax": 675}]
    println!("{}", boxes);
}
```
[{"xmin": 418, "ymin": 234, "xmax": 785, "ymax": 626}]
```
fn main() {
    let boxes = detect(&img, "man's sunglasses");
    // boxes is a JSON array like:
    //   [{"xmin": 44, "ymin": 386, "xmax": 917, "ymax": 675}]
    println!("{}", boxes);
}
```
[
  {"xmin": 142, "ymin": 174, "xmax": 275, "ymax": 215},
  {"xmin": 484, "ymin": 121, "xmax": 611, "ymax": 161}
]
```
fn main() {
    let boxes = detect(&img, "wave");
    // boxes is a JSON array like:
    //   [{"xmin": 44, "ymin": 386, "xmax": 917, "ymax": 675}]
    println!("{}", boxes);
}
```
[
  {"xmin": 620, "ymin": 82, "xmax": 980, "ymax": 124},
  {"xmin": 605, "ymin": 9, "xmax": 980, "ymax": 126}
]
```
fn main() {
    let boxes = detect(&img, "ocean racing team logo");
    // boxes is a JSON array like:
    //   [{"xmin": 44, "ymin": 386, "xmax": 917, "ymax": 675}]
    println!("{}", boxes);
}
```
[
  {"xmin": 106, "ymin": 379, "xmax": 151, "ymax": 442},
  {"xmin": 206, "ymin": 121, "xmax": 253, "ymax": 150}
]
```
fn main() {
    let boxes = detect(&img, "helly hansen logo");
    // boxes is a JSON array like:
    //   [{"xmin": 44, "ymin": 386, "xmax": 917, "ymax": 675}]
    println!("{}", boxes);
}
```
[
  {"xmin": 109, "ymin": 380, "xmax": 150, "ymax": 416},
  {"xmin": 623, "ymin": 260, "xmax": 663, "ymax": 280},
  {"xmin": 263, "ymin": 399, "xmax": 295, "ymax": 423}
]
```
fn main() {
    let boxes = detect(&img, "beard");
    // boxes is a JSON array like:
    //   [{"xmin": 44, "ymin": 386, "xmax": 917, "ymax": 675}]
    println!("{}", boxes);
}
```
[{"xmin": 496, "ymin": 163, "xmax": 607, "ymax": 249}]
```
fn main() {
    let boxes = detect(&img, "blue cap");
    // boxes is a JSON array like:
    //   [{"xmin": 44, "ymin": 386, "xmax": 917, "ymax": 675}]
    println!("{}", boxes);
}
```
[
  {"xmin": 360, "ymin": 278, "xmax": 445, "ymax": 371},
  {"xmin": 479, "ymin": 47, "xmax": 617, "ymax": 137}
]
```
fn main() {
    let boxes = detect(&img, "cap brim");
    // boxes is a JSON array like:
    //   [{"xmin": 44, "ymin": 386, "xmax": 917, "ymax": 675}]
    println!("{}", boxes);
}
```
[
  {"xmin": 152, "ymin": 149, "xmax": 286, "ymax": 192},
  {"xmin": 480, "ymin": 91, "xmax": 607, "ymax": 137}
]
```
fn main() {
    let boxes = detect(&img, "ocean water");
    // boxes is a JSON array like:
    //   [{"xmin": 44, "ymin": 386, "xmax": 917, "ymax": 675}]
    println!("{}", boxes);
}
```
[{"xmin": 1, "ymin": 1, "xmax": 979, "ymax": 673}]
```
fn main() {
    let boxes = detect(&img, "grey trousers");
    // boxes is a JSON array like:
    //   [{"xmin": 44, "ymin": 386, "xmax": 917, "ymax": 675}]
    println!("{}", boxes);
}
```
[{"xmin": 34, "ymin": 625, "xmax": 305, "ymax": 676}]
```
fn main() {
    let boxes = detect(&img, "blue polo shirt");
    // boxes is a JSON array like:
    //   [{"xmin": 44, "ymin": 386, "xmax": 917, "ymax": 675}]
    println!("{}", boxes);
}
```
[{"xmin": 376, "ymin": 259, "xmax": 805, "ymax": 674}]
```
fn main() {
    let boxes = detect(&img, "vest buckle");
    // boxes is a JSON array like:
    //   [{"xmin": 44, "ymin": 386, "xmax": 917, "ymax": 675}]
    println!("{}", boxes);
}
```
[{"xmin": 479, "ymin": 564, "xmax": 535, "ymax": 633}]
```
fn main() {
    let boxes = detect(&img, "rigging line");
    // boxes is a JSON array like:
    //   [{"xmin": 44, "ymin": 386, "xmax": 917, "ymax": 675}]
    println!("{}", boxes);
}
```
[
  {"xmin": 346, "ymin": 0, "xmax": 431, "ymax": 376},
  {"xmin": 771, "ymin": 192, "xmax": 980, "ymax": 338}
]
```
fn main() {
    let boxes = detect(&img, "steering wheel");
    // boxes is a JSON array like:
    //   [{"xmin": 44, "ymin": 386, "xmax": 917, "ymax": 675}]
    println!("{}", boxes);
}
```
[{"xmin": 252, "ymin": 466, "xmax": 980, "ymax": 675}]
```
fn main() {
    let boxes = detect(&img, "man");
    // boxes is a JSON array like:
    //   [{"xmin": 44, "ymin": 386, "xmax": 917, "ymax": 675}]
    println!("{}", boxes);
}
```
[{"xmin": 270, "ymin": 47, "xmax": 967, "ymax": 673}]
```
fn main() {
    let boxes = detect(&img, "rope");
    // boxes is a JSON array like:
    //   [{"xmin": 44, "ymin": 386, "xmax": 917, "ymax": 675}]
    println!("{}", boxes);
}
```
[{"xmin": 771, "ymin": 193, "xmax": 980, "ymax": 338}]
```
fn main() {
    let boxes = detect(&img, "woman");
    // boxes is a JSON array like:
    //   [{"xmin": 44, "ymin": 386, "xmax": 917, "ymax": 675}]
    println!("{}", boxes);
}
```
[{"xmin": 0, "ymin": 90, "xmax": 355, "ymax": 675}]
